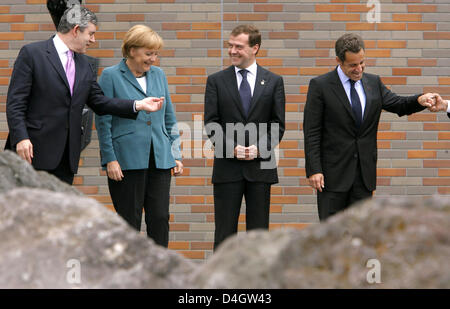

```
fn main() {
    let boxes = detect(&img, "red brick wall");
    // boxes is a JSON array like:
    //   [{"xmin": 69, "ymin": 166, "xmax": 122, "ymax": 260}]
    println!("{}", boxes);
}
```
[{"xmin": 1, "ymin": 0, "xmax": 449, "ymax": 261}]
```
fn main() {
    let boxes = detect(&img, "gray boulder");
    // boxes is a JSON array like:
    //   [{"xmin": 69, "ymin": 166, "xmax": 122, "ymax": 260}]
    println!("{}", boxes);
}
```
[
  {"xmin": 0, "ymin": 150, "xmax": 80, "ymax": 195},
  {"xmin": 0, "ymin": 188, "xmax": 195, "ymax": 288},
  {"xmin": 192, "ymin": 196, "xmax": 450, "ymax": 288}
]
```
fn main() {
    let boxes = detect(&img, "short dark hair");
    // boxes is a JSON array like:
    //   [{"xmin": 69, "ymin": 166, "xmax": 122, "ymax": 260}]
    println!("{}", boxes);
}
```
[
  {"xmin": 47, "ymin": 0, "xmax": 82, "ymax": 29},
  {"xmin": 335, "ymin": 33, "xmax": 365, "ymax": 63},
  {"xmin": 230, "ymin": 24, "xmax": 261, "ymax": 50}
]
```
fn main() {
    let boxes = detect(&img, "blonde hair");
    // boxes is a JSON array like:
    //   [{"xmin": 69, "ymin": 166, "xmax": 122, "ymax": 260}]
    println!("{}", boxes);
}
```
[{"xmin": 121, "ymin": 25, "xmax": 164, "ymax": 58}]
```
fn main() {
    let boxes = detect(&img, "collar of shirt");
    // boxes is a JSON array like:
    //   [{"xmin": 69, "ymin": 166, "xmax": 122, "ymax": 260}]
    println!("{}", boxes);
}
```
[
  {"xmin": 337, "ymin": 65, "xmax": 366, "ymax": 114},
  {"xmin": 234, "ymin": 61, "xmax": 257, "ymax": 96},
  {"xmin": 53, "ymin": 34, "xmax": 71, "ymax": 72}
]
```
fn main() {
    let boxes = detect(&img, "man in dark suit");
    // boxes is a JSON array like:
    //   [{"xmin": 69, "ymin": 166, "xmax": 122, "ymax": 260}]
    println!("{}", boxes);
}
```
[
  {"xmin": 304, "ymin": 33, "xmax": 436, "ymax": 221},
  {"xmin": 204, "ymin": 25, "xmax": 285, "ymax": 249},
  {"xmin": 5, "ymin": 6, "xmax": 162, "ymax": 184}
]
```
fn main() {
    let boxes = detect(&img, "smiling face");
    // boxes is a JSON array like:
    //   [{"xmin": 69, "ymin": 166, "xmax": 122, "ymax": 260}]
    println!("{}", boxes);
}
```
[
  {"xmin": 228, "ymin": 33, "xmax": 259, "ymax": 69},
  {"xmin": 71, "ymin": 22, "xmax": 96, "ymax": 54},
  {"xmin": 337, "ymin": 49, "xmax": 366, "ymax": 81},
  {"xmin": 127, "ymin": 47, "xmax": 158, "ymax": 75}
]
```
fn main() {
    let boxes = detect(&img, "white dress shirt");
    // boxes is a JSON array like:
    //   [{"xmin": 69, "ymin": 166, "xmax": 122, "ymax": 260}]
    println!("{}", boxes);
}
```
[
  {"xmin": 235, "ymin": 61, "xmax": 257, "ymax": 96},
  {"xmin": 337, "ymin": 65, "xmax": 367, "ymax": 116},
  {"xmin": 53, "ymin": 34, "xmax": 71, "ymax": 72}
]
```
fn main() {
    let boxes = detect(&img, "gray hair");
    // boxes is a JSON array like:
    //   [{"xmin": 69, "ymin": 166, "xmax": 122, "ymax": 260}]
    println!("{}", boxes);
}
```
[
  {"xmin": 335, "ymin": 33, "xmax": 365, "ymax": 63},
  {"xmin": 57, "ymin": 5, "xmax": 97, "ymax": 34}
]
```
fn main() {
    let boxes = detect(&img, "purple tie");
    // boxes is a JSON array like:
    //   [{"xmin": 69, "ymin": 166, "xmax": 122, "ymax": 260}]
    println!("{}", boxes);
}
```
[{"xmin": 66, "ymin": 50, "xmax": 75, "ymax": 95}]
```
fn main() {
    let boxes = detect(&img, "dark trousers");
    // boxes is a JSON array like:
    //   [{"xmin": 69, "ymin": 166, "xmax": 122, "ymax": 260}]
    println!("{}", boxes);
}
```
[
  {"xmin": 107, "ymin": 147, "xmax": 172, "ymax": 247},
  {"xmin": 317, "ymin": 162, "xmax": 372, "ymax": 221},
  {"xmin": 213, "ymin": 180, "xmax": 271, "ymax": 250},
  {"xmin": 43, "ymin": 138, "xmax": 74, "ymax": 185}
]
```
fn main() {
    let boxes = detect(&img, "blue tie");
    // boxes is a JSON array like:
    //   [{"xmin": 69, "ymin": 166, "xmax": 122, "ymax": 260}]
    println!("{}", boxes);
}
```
[
  {"xmin": 239, "ymin": 69, "xmax": 251, "ymax": 116},
  {"xmin": 350, "ymin": 79, "xmax": 363, "ymax": 129}
]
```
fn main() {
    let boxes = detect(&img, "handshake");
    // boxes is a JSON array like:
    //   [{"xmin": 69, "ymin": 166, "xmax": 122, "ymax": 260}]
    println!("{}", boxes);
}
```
[
  {"xmin": 135, "ymin": 97, "xmax": 165, "ymax": 113},
  {"xmin": 419, "ymin": 93, "xmax": 448, "ymax": 112}
]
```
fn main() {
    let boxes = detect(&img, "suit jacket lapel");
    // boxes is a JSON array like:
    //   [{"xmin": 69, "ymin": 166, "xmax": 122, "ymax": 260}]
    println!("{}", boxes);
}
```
[
  {"xmin": 330, "ymin": 67, "xmax": 355, "ymax": 122},
  {"xmin": 46, "ymin": 38, "xmax": 71, "ymax": 95},
  {"xmin": 120, "ymin": 60, "xmax": 147, "ymax": 97},
  {"xmin": 223, "ymin": 66, "xmax": 246, "ymax": 118},
  {"xmin": 360, "ymin": 74, "xmax": 372, "ymax": 124},
  {"xmin": 247, "ymin": 65, "xmax": 269, "ymax": 118}
]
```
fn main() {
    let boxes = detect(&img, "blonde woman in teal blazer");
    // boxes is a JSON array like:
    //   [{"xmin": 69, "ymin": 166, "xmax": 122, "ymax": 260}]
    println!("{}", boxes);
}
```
[{"xmin": 95, "ymin": 25, "xmax": 182, "ymax": 247}]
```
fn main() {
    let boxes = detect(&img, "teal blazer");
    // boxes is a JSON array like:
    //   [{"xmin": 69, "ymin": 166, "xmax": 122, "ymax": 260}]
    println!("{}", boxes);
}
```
[{"xmin": 95, "ymin": 59, "xmax": 181, "ymax": 170}]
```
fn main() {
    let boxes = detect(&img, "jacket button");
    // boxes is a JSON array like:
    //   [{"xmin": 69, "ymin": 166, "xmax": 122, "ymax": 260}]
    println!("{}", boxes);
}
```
[
  {"xmin": 147, "ymin": 121, "xmax": 151, "ymax": 125},
  {"xmin": 354, "ymin": 153, "xmax": 358, "ymax": 159}
]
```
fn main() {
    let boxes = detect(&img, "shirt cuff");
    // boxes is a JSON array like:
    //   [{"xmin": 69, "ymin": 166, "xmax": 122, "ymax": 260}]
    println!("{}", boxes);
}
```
[
  {"xmin": 133, "ymin": 100, "xmax": 137, "ymax": 113},
  {"xmin": 447, "ymin": 100, "xmax": 450, "ymax": 114}
]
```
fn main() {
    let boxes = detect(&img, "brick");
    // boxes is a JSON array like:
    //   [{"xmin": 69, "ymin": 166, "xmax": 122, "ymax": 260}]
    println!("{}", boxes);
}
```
[
  {"xmin": 192, "ymin": 22, "xmax": 221, "ymax": 30},
  {"xmin": 0, "ymin": 32, "xmax": 24, "ymax": 40},
  {"xmin": 408, "ymin": 59, "xmax": 437, "ymax": 67},
  {"xmin": 162, "ymin": 23, "xmax": 191, "ymax": 30},
  {"xmin": 254, "ymin": 4, "xmax": 283, "ymax": 12},
  {"xmin": 377, "ymin": 168, "xmax": 406, "ymax": 177},
  {"xmin": 346, "ymin": 23, "xmax": 375, "ymax": 31},
  {"xmin": 408, "ymin": 23, "xmax": 436, "ymax": 31},
  {"xmin": 408, "ymin": 5, "xmax": 436, "ymax": 13},
  {"xmin": 424, "ymin": 32, "xmax": 450, "ymax": 40},
  {"xmin": 238, "ymin": 14, "xmax": 268, "ymax": 21},
  {"xmin": 0, "ymin": 15, "xmax": 24, "ymax": 23},
  {"xmin": 269, "ymin": 32, "xmax": 298, "ymax": 40},
  {"xmin": 365, "ymin": 50, "xmax": 391, "ymax": 58},
  {"xmin": 393, "ymin": 13, "xmax": 422, "ymax": 22},
  {"xmin": 424, "ymin": 123, "xmax": 450, "ymax": 131},
  {"xmin": 330, "ymin": 14, "xmax": 360, "ymax": 21},
  {"xmin": 380, "ymin": 77, "xmax": 407, "ymax": 85},
  {"xmin": 377, "ymin": 41, "xmax": 406, "ymax": 49},
  {"xmin": 377, "ymin": 132, "xmax": 406, "ymax": 140},
  {"xmin": 346, "ymin": 4, "xmax": 371, "ymax": 12},
  {"xmin": 176, "ymin": 68, "xmax": 206, "ymax": 75},
  {"xmin": 300, "ymin": 67, "xmax": 331, "ymax": 75},
  {"xmin": 423, "ymin": 142, "xmax": 450, "ymax": 149},
  {"xmin": 438, "ymin": 170, "xmax": 450, "ymax": 177},
  {"xmin": 377, "ymin": 23, "xmax": 407, "ymax": 31},
  {"xmin": 392, "ymin": 68, "xmax": 421, "ymax": 76},
  {"xmin": 316, "ymin": 4, "xmax": 345, "ymax": 12},
  {"xmin": 408, "ymin": 150, "xmax": 437, "ymax": 159},
  {"xmin": 284, "ymin": 23, "xmax": 313, "ymax": 31},
  {"xmin": 423, "ymin": 178, "xmax": 450, "ymax": 186},
  {"xmin": 116, "ymin": 14, "xmax": 145, "ymax": 22}
]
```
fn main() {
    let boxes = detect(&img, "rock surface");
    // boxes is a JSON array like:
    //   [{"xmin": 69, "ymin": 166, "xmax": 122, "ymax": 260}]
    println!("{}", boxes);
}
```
[
  {"xmin": 192, "ymin": 197, "xmax": 450, "ymax": 288},
  {"xmin": 1, "ymin": 150, "xmax": 449, "ymax": 288},
  {"xmin": 0, "ymin": 188, "xmax": 195, "ymax": 288},
  {"xmin": 0, "ymin": 150, "xmax": 79, "ymax": 195}
]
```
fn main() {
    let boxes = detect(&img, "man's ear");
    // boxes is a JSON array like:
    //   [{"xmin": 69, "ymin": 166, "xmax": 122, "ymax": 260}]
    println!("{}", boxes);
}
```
[
  {"xmin": 253, "ymin": 44, "xmax": 260, "ymax": 56},
  {"xmin": 336, "ymin": 56, "xmax": 342, "ymax": 66},
  {"xmin": 72, "ymin": 25, "xmax": 80, "ymax": 37}
]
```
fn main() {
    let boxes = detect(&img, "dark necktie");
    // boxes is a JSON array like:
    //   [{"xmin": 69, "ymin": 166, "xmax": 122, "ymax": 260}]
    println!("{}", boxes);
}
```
[
  {"xmin": 350, "ymin": 79, "xmax": 363, "ymax": 129},
  {"xmin": 239, "ymin": 69, "xmax": 251, "ymax": 116}
]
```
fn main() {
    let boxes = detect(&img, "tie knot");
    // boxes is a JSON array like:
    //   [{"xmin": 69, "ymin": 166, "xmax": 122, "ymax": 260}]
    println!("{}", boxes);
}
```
[
  {"xmin": 66, "ymin": 50, "xmax": 73, "ymax": 59},
  {"xmin": 349, "ymin": 79, "xmax": 356, "ymax": 87},
  {"xmin": 239, "ymin": 69, "xmax": 248, "ymax": 79}
]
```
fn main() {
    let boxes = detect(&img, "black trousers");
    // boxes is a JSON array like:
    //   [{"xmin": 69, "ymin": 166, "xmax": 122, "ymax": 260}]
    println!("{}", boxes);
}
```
[
  {"xmin": 317, "ymin": 162, "xmax": 372, "ymax": 221},
  {"xmin": 107, "ymin": 146, "xmax": 172, "ymax": 247},
  {"xmin": 213, "ymin": 179, "xmax": 271, "ymax": 250}
]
